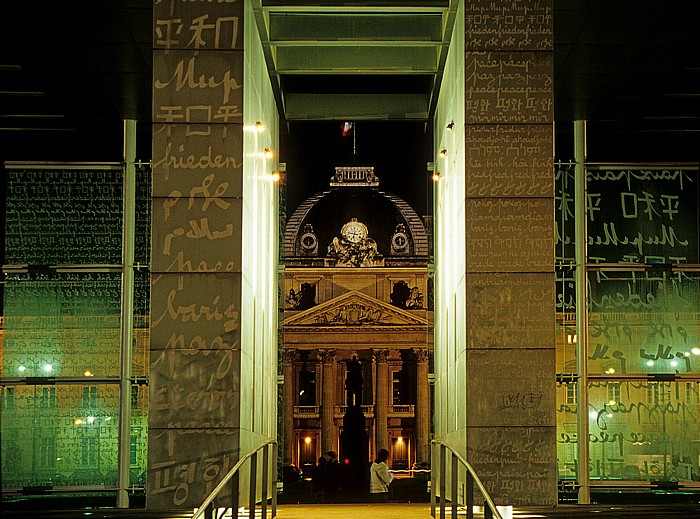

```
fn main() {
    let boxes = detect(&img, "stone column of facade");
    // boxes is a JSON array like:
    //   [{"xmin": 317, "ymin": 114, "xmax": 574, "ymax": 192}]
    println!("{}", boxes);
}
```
[
  {"xmin": 464, "ymin": 0, "xmax": 556, "ymax": 506},
  {"xmin": 414, "ymin": 348, "xmax": 430, "ymax": 463},
  {"xmin": 320, "ymin": 349, "xmax": 337, "ymax": 454},
  {"xmin": 373, "ymin": 349, "xmax": 390, "ymax": 453},
  {"xmin": 283, "ymin": 349, "xmax": 297, "ymax": 465}
]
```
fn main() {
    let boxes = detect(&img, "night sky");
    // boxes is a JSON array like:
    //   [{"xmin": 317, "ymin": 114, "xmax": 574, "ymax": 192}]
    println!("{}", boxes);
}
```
[{"xmin": 280, "ymin": 121, "xmax": 433, "ymax": 217}]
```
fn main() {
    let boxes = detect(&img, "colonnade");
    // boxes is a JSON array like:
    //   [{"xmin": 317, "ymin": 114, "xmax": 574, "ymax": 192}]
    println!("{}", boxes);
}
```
[{"xmin": 282, "ymin": 347, "xmax": 431, "ymax": 468}]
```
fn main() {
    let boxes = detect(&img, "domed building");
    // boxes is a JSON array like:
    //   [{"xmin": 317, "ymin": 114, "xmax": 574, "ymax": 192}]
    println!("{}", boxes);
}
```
[{"xmin": 281, "ymin": 166, "xmax": 433, "ymax": 476}]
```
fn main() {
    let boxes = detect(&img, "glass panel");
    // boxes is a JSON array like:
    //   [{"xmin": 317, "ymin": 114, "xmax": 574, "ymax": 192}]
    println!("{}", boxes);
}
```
[
  {"xmin": 135, "ymin": 163, "xmax": 152, "ymax": 266},
  {"xmin": 555, "ymin": 162, "xmax": 575, "ymax": 265},
  {"xmin": 587, "ymin": 380, "xmax": 700, "ymax": 482},
  {"xmin": 586, "ymin": 167, "xmax": 699, "ymax": 265},
  {"xmin": 130, "ymin": 383, "xmax": 148, "ymax": 487},
  {"xmin": 557, "ymin": 380, "xmax": 700, "ymax": 484},
  {"xmin": 1, "ymin": 272, "xmax": 121, "ymax": 378},
  {"xmin": 556, "ymin": 381, "xmax": 578, "ymax": 482},
  {"xmin": 4, "ymin": 168, "xmax": 123, "ymax": 265},
  {"xmin": 588, "ymin": 270, "xmax": 700, "ymax": 375},
  {"xmin": 1, "ymin": 384, "xmax": 120, "ymax": 488},
  {"xmin": 555, "ymin": 163, "xmax": 577, "ymax": 377},
  {"xmin": 133, "ymin": 270, "xmax": 150, "ymax": 377}
]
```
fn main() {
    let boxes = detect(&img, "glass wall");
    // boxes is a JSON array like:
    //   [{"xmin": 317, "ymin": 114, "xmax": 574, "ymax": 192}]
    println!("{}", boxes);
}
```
[
  {"xmin": 556, "ymin": 162, "xmax": 700, "ymax": 493},
  {"xmin": 1, "ymin": 164, "xmax": 150, "ymax": 496}
]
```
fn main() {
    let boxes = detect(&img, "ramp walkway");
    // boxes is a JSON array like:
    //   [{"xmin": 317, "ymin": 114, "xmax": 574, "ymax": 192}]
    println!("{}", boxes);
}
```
[{"xmin": 273, "ymin": 502, "xmax": 700, "ymax": 519}]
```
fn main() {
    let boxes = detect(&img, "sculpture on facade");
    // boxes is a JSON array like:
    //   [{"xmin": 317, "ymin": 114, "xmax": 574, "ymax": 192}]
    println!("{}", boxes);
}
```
[
  {"xmin": 345, "ymin": 355, "xmax": 363, "ymax": 406},
  {"xmin": 327, "ymin": 218, "xmax": 384, "ymax": 267}
]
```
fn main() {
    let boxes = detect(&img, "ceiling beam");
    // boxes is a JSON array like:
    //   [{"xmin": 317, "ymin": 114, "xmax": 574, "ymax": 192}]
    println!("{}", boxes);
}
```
[{"xmin": 284, "ymin": 93, "xmax": 429, "ymax": 120}]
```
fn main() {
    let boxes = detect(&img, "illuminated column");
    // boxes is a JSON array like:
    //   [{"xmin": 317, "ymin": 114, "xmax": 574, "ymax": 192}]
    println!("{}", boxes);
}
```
[
  {"xmin": 283, "ymin": 349, "xmax": 297, "ymax": 465},
  {"xmin": 374, "ymin": 349, "xmax": 390, "ymax": 452},
  {"xmin": 460, "ymin": 0, "xmax": 556, "ymax": 507},
  {"xmin": 320, "ymin": 349, "xmax": 337, "ymax": 454},
  {"xmin": 150, "ymin": 0, "xmax": 279, "ymax": 510},
  {"xmin": 414, "ymin": 348, "xmax": 430, "ymax": 462}
]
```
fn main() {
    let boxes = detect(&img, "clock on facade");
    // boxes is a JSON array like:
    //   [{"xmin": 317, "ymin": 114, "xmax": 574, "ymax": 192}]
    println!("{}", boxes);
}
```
[
  {"xmin": 301, "ymin": 232, "xmax": 317, "ymax": 251},
  {"xmin": 341, "ymin": 218, "xmax": 368, "ymax": 243},
  {"xmin": 391, "ymin": 231, "xmax": 408, "ymax": 250},
  {"xmin": 299, "ymin": 224, "xmax": 318, "ymax": 254}
]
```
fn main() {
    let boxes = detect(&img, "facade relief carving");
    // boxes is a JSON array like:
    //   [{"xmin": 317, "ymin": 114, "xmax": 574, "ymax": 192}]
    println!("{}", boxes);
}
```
[
  {"xmin": 413, "ymin": 348, "xmax": 429, "ymax": 363},
  {"xmin": 373, "ymin": 348, "xmax": 390, "ymax": 363},
  {"xmin": 314, "ymin": 302, "xmax": 393, "ymax": 326},
  {"xmin": 283, "ymin": 291, "xmax": 428, "ymax": 328},
  {"xmin": 284, "ymin": 348, "xmax": 298, "ymax": 363},
  {"xmin": 319, "ymin": 348, "xmax": 337, "ymax": 363}
]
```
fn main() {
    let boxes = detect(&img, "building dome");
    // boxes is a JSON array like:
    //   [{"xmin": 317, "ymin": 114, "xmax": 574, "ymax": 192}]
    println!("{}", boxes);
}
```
[{"xmin": 284, "ymin": 167, "xmax": 429, "ymax": 265}]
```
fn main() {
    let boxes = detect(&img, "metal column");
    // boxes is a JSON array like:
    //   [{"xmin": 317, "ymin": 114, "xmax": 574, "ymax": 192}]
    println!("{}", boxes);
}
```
[
  {"xmin": 574, "ymin": 120, "xmax": 590, "ymax": 504},
  {"xmin": 117, "ymin": 119, "xmax": 137, "ymax": 508}
]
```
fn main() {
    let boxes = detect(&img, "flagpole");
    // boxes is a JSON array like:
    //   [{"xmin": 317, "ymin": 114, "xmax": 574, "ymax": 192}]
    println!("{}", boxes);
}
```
[{"xmin": 353, "ymin": 123, "xmax": 356, "ymax": 160}]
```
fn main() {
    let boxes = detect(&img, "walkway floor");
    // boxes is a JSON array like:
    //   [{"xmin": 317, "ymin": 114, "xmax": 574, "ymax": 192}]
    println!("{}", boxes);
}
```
[
  {"xmin": 275, "ymin": 503, "xmax": 431, "ymax": 519},
  {"xmin": 273, "ymin": 503, "xmax": 700, "ymax": 519}
]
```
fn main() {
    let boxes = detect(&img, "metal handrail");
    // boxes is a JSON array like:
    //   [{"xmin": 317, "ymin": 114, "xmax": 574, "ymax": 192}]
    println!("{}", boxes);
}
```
[
  {"xmin": 431, "ymin": 440, "xmax": 504, "ymax": 519},
  {"xmin": 192, "ymin": 439, "xmax": 277, "ymax": 519}
]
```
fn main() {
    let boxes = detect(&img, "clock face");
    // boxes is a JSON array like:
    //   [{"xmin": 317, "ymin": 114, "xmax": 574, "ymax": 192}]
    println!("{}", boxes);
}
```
[
  {"xmin": 342, "ymin": 220, "xmax": 367, "ymax": 243},
  {"xmin": 392, "ymin": 232, "xmax": 408, "ymax": 250},
  {"xmin": 301, "ymin": 233, "xmax": 317, "ymax": 250}
]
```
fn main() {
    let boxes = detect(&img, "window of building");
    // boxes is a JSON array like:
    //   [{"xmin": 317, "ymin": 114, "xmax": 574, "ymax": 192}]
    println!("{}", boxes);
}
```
[
  {"xmin": 39, "ymin": 437, "xmax": 56, "ymax": 468},
  {"xmin": 607, "ymin": 382, "xmax": 620, "ymax": 404},
  {"xmin": 131, "ymin": 385, "xmax": 139, "ymax": 410},
  {"xmin": 298, "ymin": 365, "xmax": 316, "ymax": 406},
  {"xmin": 686, "ymin": 382, "xmax": 699, "ymax": 405},
  {"xmin": 82, "ymin": 386, "xmax": 98, "ymax": 408},
  {"xmin": 647, "ymin": 382, "xmax": 670, "ymax": 406},
  {"xmin": 566, "ymin": 383, "xmax": 577, "ymax": 405},
  {"xmin": 81, "ymin": 436, "xmax": 98, "ymax": 466},
  {"xmin": 130, "ymin": 434, "xmax": 138, "ymax": 466},
  {"xmin": 40, "ymin": 387, "xmax": 56, "ymax": 408},
  {"xmin": 392, "ymin": 368, "xmax": 407, "ymax": 405},
  {"xmin": 1, "ymin": 387, "xmax": 15, "ymax": 409}
]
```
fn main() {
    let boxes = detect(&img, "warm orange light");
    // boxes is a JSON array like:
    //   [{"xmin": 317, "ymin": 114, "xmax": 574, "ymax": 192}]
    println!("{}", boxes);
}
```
[
  {"xmin": 396, "ymin": 436, "xmax": 404, "ymax": 443},
  {"xmin": 84, "ymin": 370, "xmax": 93, "ymax": 377},
  {"xmin": 271, "ymin": 171, "xmax": 281, "ymax": 182},
  {"xmin": 304, "ymin": 436, "xmax": 312, "ymax": 444},
  {"xmin": 432, "ymin": 172, "xmax": 441, "ymax": 182},
  {"xmin": 264, "ymin": 147, "xmax": 273, "ymax": 159}
]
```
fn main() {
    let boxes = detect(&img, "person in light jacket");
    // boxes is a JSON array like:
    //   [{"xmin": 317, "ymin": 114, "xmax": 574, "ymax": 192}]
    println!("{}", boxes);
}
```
[{"xmin": 369, "ymin": 448, "xmax": 393, "ymax": 502}]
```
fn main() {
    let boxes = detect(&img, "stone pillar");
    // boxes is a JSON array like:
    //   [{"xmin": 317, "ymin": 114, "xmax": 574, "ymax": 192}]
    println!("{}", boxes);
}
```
[
  {"xmin": 283, "ymin": 349, "xmax": 296, "ymax": 465},
  {"xmin": 414, "ymin": 348, "xmax": 430, "ymax": 463},
  {"xmin": 464, "ymin": 0, "xmax": 556, "ymax": 507},
  {"xmin": 149, "ymin": 0, "xmax": 245, "ymax": 510},
  {"xmin": 320, "ymin": 349, "xmax": 337, "ymax": 454},
  {"xmin": 373, "ymin": 349, "xmax": 389, "ymax": 452}
]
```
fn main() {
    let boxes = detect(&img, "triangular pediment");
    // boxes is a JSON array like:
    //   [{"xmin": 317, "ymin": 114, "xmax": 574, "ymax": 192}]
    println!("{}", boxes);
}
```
[{"xmin": 283, "ymin": 290, "xmax": 428, "ymax": 327}]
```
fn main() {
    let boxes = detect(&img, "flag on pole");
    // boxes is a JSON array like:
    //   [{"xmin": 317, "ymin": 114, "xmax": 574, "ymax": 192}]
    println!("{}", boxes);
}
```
[{"xmin": 341, "ymin": 122, "xmax": 353, "ymax": 137}]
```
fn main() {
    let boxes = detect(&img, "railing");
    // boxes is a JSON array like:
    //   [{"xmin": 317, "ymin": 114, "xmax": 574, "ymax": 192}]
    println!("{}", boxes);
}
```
[
  {"xmin": 334, "ymin": 404, "xmax": 374, "ymax": 417},
  {"xmin": 389, "ymin": 404, "xmax": 414, "ymax": 417},
  {"xmin": 192, "ymin": 439, "xmax": 277, "ymax": 519},
  {"xmin": 431, "ymin": 440, "xmax": 505, "ymax": 519},
  {"xmin": 293, "ymin": 405, "xmax": 320, "ymax": 418}
]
